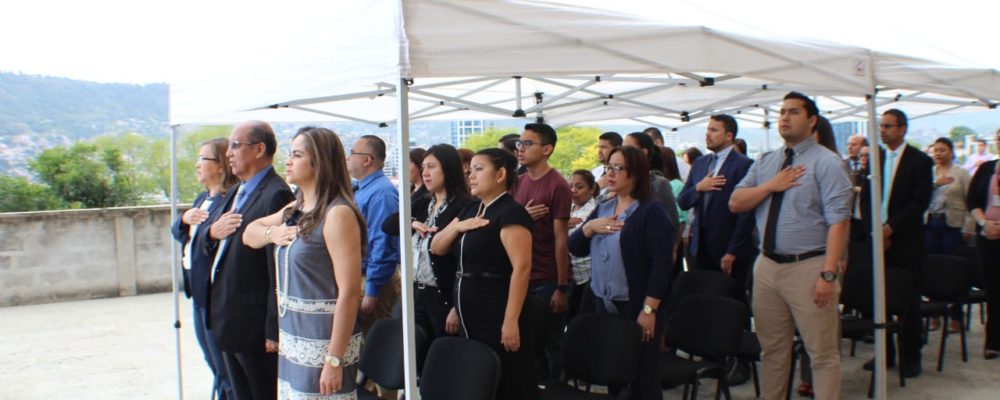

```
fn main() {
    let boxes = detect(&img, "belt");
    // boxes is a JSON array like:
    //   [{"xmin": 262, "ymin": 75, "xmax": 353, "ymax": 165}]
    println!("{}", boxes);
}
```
[
  {"xmin": 928, "ymin": 213, "xmax": 947, "ymax": 219},
  {"xmin": 414, "ymin": 281, "xmax": 438, "ymax": 290},
  {"xmin": 764, "ymin": 250, "xmax": 825, "ymax": 264},
  {"xmin": 456, "ymin": 271, "xmax": 511, "ymax": 280}
]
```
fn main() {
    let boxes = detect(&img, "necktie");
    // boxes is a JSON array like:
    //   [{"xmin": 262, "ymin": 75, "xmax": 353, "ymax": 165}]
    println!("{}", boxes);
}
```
[
  {"xmin": 700, "ymin": 154, "xmax": 718, "ymax": 227},
  {"xmin": 763, "ymin": 148, "xmax": 794, "ymax": 255},
  {"xmin": 211, "ymin": 185, "xmax": 247, "ymax": 282},
  {"xmin": 882, "ymin": 149, "xmax": 897, "ymax": 224}
]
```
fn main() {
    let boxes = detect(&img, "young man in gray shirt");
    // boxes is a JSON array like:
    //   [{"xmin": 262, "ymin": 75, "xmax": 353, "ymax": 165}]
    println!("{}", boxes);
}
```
[{"xmin": 730, "ymin": 92, "xmax": 852, "ymax": 400}]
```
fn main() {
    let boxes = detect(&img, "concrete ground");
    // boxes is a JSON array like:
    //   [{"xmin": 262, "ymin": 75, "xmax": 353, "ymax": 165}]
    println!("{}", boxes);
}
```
[{"xmin": 0, "ymin": 293, "xmax": 997, "ymax": 399}]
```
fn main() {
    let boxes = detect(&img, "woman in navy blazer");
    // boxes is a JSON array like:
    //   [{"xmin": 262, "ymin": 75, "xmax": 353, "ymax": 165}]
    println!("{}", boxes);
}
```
[
  {"xmin": 170, "ymin": 138, "xmax": 239, "ymax": 400},
  {"xmin": 569, "ymin": 146, "xmax": 674, "ymax": 400}
]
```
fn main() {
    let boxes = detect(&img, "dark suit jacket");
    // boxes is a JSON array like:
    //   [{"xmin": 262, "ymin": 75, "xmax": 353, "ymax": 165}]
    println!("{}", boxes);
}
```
[
  {"xmin": 967, "ymin": 159, "xmax": 998, "ymax": 235},
  {"xmin": 568, "ymin": 198, "xmax": 674, "ymax": 325},
  {"xmin": 677, "ymin": 149, "xmax": 756, "ymax": 261},
  {"xmin": 859, "ymin": 145, "xmax": 933, "ymax": 271},
  {"xmin": 197, "ymin": 168, "xmax": 294, "ymax": 353},
  {"xmin": 171, "ymin": 191, "xmax": 225, "ymax": 306}
]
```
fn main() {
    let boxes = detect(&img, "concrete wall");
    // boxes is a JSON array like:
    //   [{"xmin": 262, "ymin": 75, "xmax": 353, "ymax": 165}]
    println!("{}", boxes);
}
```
[{"xmin": 0, "ymin": 205, "xmax": 181, "ymax": 307}]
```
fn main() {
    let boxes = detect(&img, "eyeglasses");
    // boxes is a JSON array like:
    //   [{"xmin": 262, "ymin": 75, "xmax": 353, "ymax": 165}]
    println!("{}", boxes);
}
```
[
  {"xmin": 350, "ymin": 150, "xmax": 373, "ymax": 158},
  {"xmin": 879, "ymin": 123, "xmax": 902, "ymax": 129},
  {"xmin": 607, "ymin": 164, "xmax": 627, "ymax": 174},
  {"xmin": 197, "ymin": 155, "xmax": 219, "ymax": 162},
  {"xmin": 514, "ymin": 140, "xmax": 544, "ymax": 150},
  {"xmin": 229, "ymin": 140, "xmax": 260, "ymax": 149}
]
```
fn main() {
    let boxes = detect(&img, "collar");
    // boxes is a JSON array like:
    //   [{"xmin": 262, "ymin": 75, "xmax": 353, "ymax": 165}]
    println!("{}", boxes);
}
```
[
  {"xmin": 784, "ymin": 138, "xmax": 816, "ymax": 156},
  {"xmin": 713, "ymin": 145, "xmax": 733, "ymax": 161},
  {"xmin": 356, "ymin": 169, "xmax": 387, "ymax": 191},
  {"xmin": 241, "ymin": 166, "xmax": 273, "ymax": 193},
  {"xmin": 884, "ymin": 144, "xmax": 906, "ymax": 158}
]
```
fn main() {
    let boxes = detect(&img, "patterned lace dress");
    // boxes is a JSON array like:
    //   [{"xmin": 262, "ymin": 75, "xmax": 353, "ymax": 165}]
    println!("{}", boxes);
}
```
[{"xmin": 275, "ymin": 200, "xmax": 363, "ymax": 400}]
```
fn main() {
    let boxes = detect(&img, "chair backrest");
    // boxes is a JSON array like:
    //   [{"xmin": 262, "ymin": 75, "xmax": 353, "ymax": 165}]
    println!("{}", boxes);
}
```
[
  {"xmin": 844, "ymin": 267, "xmax": 914, "ymax": 317},
  {"xmin": 561, "ymin": 313, "xmax": 642, "ymax": 386},
  {"xmin": 358, "ymin": 318, "xmax": 429, "ymax": 389},
  {"xmin": 955, "ymin": 245, "xmax": 987, "ymax": 289},
  {"xmin": 667, "ymin": 295, "xmax": 747, "ymax": 359},
  {"xmin": 921, "ymin": 254, "xmax": 971, "ymax": 300},
  {"xmin": 669, "ymin": 270, "xmax": 736, "ymax": 310},
  {"xmin": 420, "ymin": 337, "xmax": 501, "ymax": 400}
]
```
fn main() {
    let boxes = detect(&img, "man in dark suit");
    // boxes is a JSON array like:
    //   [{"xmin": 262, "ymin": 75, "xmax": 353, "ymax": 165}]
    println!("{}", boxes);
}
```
[
  {"xmin": 678, "ymin": 114, "xmax": 756, "ymax": 305},
  {"xmin": 859, "ymin": 109, "xmax": 933, "ymax": 378},
  {"xmin": 199, "ymin": 120, "xmax": 294, "ymax": 399}
]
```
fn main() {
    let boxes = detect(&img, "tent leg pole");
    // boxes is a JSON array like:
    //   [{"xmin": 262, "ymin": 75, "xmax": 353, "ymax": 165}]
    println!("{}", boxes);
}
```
[
  {"xmin": 397, "ymin": 77, "xmax": 420, "ymax": 400},
  {"xmin": 170, "ymin": 125, "xmax": 185, "ymax": 400},
  {"xmin": 865, "ymin": 94, "xmax": 888, "ymax": 400}
]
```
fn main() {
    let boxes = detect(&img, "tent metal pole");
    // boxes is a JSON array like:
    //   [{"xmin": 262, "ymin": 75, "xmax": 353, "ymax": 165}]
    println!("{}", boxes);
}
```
[
  {"xmin": 169, "ymin": 124, "xmax": 185, "ymax": 400},
  {"xmin": 763, "ymin": 108, "xmax": 770, "ymax": 151},
  {"xmin": 396, "ymin": 77, "xmax": 420, "ymax": 400},
  {"xmin": 865, "ymin": 53, "xmax": 888, "ymax": 400}
]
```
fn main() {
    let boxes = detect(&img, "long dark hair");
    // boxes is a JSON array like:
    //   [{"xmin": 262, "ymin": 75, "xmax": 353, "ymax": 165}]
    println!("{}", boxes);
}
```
[
  {"xmin": 627, "ymin": 132, "xmax": 664, "ymax": 173},
  {"xmin": 813, "ymin": 115, "xmax": 839, "ymax": 156},
  {"xmin": 571, "ymin": 169, "xmax": 598, "ymax": 199},
  {"xmin": 475, "ymin": 148, "xmax": 519, "ymax": 194},
  {"xmin": 425, "ymin": 144, "xmax": 470, "ymax": 201},
  {"xmin": 610, "ymin": 146, "xmax": 651, "ymax": 201},
  {"xmin": 285, "ymin": 127, "xmax": 366, "ymax": 248},
  {"xmin": 659, "ymin": 147, "xmax": 681, "ymax": 181}
]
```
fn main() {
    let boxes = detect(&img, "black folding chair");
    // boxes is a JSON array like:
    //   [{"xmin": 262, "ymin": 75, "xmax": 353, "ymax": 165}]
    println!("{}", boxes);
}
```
[
  {"xmin": 661, "ymin": 295, "xmax": 748, "ymax": 400},
  {"xmin": 920, "ymin": 254, "xmax": 971, "ymax": 371},
  {"xmin": 357, "ymin": 318, "xmax": 428, "ymax": 399},
  {"xmin": 419, "ymin": 337, "xmax": 501, "ymax": 400},
  {"xmin": 540, "ymin": 313, "xmax": 642, "ymax": 399}
]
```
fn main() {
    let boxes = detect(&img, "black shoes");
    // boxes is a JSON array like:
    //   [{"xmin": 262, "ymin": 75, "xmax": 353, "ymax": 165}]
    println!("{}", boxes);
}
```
[
  {"xmin": 862, "ymin": 358, "xmax": 895, "ymax": 371},
  {"xmin": 900, "ymin": 362, "xmax": 922, "ymax": 378},
  {"xmin": 724, "ymin": 360, "xmax": 752, "ymax": 386}
]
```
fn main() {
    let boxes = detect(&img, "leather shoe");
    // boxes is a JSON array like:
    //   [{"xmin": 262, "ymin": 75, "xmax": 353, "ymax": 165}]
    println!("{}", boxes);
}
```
[
  {"xmin": 862, "ymin": 358, "xmax": 895, "ymax": 371},
  {"xmin": 725, "ymin": 360, "xmax": 752, "ymax": 386},
  {"xmin": 900, "ymin": 362, "xmax": 922, "ymax": 378}
]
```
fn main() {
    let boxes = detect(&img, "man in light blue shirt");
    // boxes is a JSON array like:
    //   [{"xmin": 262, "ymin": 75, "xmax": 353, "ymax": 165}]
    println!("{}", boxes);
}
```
[
  {"xmin": 730, "ymin": 92, "xmax": 852, "ymax": 400},
  {"xmin": 348, "ymin": 135, "xmax": 400, "ymax": 333}
]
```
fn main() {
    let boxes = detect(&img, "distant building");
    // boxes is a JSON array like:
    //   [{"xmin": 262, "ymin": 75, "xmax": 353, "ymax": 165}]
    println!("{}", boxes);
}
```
[
  {"xmin": 831, "ymin": 120, "xmax": 867, "ymax": 155},
  {"xmin": 451, "ymin": 120, "xmax": 484, "ymax": 147}
]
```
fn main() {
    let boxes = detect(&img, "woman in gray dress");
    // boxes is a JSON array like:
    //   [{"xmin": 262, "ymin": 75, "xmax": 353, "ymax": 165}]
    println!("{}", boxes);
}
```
[{"xmin": 245, "ymin": 127, "xmax": 366, "ymax": 399}]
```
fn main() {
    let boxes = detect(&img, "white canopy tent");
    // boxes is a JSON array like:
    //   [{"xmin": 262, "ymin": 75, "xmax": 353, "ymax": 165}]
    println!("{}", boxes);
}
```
[{"xmin": 169, "ymin": 1, "xmax": 1000, "ymax": 398}]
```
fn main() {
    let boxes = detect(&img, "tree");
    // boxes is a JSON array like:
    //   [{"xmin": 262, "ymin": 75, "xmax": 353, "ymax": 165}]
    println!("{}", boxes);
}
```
[
  {"xmin": 550, "ymin": 126, "xmax": 602, "ymax": 176},
  {"xmin": 948, "ymin": 126, "xmax": 976, "ymax": 145},
  {"xmin": 0, "ymin": 175, "xmax": 64, "ymax": 212},
  {"xmin": 461, "ymin": 127, "xmax": 518, "ymax": 151},
  {"xmin": 29, "ymin": 142, "xmax": 139, "ymax": 208}
]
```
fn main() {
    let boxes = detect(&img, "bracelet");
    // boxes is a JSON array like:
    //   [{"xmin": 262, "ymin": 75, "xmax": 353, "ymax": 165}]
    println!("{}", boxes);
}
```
[{"xmin": 264, "ymin": 226, "xmax": 275, "ymax": 243}]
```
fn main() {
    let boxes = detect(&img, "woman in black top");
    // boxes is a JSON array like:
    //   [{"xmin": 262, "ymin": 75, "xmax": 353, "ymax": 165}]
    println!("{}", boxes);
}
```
[
  {"xmin": 410, "ymin": 144, "xmax": 475, "ymax": 340},
  {"xmin": 431, "ymin": 148, "xmax": 536, "ymax": 400},
  {"xmin": 967, "ymin": 134, "xmax": 1000, "ymax": 359}
]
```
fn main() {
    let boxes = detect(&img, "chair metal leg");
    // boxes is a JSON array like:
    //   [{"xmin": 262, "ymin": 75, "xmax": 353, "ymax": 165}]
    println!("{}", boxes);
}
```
[
  {"xmin": 786, "ymin": 345, "xmax": 798, "ymax": 400},
  {"xmin": 850, "ymin": 339, "xmax": 857, "ymax": 357},
  {"xmin": 938, "ymin": 314, "xmax": 949, "ymax": 372},
  {"xmin": 751, "ymin": 362, "xmax": 761, "ymax": 399},
  {"xmin": 683, "ymin": 383, "xmax": 691, "ymax": 400},
  {"xmin": 719, "ymin": 371, "xmax": 732, "ymax": 400},
  {"xmin": 923, "ymin": 317, "xmax": 930, "ymax": 345},
  {"xmin": 691, "ymin": 379, "xmax": 699, "ymax": 400},
  {"xmin": 960, "ymin": 315, "xmax": 969, "ymax": 362}
]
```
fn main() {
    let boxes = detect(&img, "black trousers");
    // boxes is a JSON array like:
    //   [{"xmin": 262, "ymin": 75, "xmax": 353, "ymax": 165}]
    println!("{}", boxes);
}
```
[
  {"xmin": 222, "ymin": 350, "xmax": 277, "ymax": 400},
  {"xmin": 414, "ymin": 283, "xmax": 451, "ymax": 340},
  {"xmin": 979, "ymin": 237, "xmax": 1000, "ymax": 351}
]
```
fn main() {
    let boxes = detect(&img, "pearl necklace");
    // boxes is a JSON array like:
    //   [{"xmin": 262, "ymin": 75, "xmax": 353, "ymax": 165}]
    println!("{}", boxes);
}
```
[{"xmin": 274, "ymin": 235, "xmax": 298, "ymax": 318}]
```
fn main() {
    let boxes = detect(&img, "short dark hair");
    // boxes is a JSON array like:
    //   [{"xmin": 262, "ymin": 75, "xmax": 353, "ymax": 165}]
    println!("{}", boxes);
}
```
[
  {"xmin": 246, "ymin": 121, "xmax": 278, "ymax": 157},
  {"xmin": 643, "ymin": 127, "xmax": 663, "ymax": 143},
  {"xmin": 626, "ymin": 132, "xmax": 663, "ymax": 173},
  {"xmin": 934, "ymin": 137, "xmax": 955, "ymax": 152},
  {"xmin": 410, "ymin": 148, "xmax": 426, "ymax": 171},
  {"xmin": 783, "ymin": 91, "xmax": 819, "ymax": 118},
  {"xmin": 498, "ymin": 133, "xmax": 520, "ymax": 154},
  {"xmin": 976, "ymin": 138, "xmax": 988, "ymax": 145},
  {"xmin": 883, "ymin": 109, "xmax": 908, "ymax": 127},
  {"xmin": 425, "ymin": 144, "xmax": 470, "ymax": 200},
  {"xmin": 599, "ymin": 131, "xmax": 623, "ymax": 147},
  {"xmin": 733, "ymin": 138, "xmax": 748, "ymax": 155},
  {"xmin": 609, "ymin": 146, "xmax": 651, "ymax": 201},
  {"xmin": 360, "ymin": 135, "xmax": 387, "ymax": 162},
  {"xmin": 524, "ymin": 123, "xmax": 558, "ymax": 146},
  {"xmin": 571, "ymin": 169, "xmax": 598, "ymax": 197},
  {"xmin": 684, "ymin": 147, "xmax": 703, "ymax": 163},
  {"xmin": 474, "ymin": 148, "xmax": 519, "ymax": 193},
  {"xmin": 709, "ymin": 114, "xmax": 739, "ymax": 139}
]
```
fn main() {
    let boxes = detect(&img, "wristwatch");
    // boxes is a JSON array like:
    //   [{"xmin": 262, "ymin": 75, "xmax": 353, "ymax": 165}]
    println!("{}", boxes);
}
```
[
  {"xmin": 820, "ymin": 271, "xmax": 838, "ymax": 283},
  {"xmin": 642, "ymin": 304, "xmax": 657, "ymax": 314},
  {"xmin": 324, "ymin": 355, "xmax": 342, "ymax": 367},
  {"xmin": 557, "ymin": 284, "xmax": 570, "ymax": 294}
]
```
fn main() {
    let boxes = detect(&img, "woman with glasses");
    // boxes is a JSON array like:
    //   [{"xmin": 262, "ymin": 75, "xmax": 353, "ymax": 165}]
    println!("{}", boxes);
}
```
[
  {"xmin": 170, "ymin": 138, "xmax": 240, "ymax": 400},
  {"xmin": 409, "ymin": 144, "xmax": 475, "ymax": 341},
  {"xmin": 243, "ymin": 127, "xmax": 365, "ymax": 398},
  {"xmin": 431, "ymin": 148, "xmax": 537, "ymax": 400},
  {"xmin": 968, "ymin": 130, "xmax": 1000, "ymax": 360},
  {"xmin": 569, "ymin": 146, "xmax": 674, "ymax": 400}
]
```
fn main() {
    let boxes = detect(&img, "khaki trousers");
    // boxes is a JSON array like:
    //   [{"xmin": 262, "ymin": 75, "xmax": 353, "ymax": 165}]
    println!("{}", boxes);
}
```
[
  {"xmin": 753, "ymin": 255, "xmax": 841, "ymax": 400},
  {"xmin": 360, "ymin": 269, "xmax": 401, "ymax": 335}
]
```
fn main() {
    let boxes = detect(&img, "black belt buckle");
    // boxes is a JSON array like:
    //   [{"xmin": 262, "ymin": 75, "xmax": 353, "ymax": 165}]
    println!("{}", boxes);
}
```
[{"xmin": 415, "ymin": 281, "xmax": 427, "ymax": 290}]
